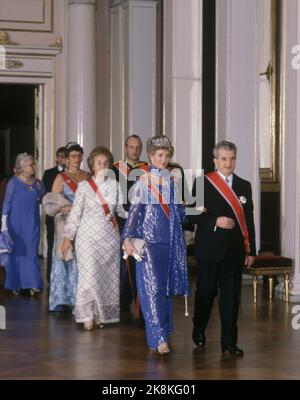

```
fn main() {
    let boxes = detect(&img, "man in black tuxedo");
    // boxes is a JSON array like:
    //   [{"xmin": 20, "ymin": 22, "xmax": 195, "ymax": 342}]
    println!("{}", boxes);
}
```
[
  {"xmin": 42, "ymin": 147, "xmax": 66, "ymax": 283},
  {"xmin": 190, "ymin": 141, "xmax": 256, "ymax": 356}
]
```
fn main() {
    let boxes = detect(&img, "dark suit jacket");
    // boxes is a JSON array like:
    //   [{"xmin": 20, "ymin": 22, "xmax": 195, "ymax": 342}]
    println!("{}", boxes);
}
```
[
  {"xmin": 189, "ymin": 173, "xmax": 256, "ymax": 264},
  {"xmin": 42, "ymin": 166, "xmax": 62, "ymax": 193},
  {"xmin": 42, "ymin": 166, "xmax": 62, "ymax": 227}
]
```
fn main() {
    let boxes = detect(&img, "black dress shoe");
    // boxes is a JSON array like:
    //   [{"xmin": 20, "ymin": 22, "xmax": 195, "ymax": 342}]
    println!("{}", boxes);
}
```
[
  {"xmin": 192, "ymin": 328, "xmax": 206, "ymax": 347},
  {"xmin": 221, "ymin": 345, "xmax": 244, "ymax": 357}
]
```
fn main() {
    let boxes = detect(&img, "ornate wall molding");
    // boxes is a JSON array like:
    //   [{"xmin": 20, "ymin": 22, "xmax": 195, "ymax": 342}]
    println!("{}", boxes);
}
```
[
  {"xmin": 68, "ymin": 0, "xmax": 96, "ymax": 5},
  {"xmin": 110, "ymin": 0, "xmax": 155, "ymax": 9},
  {"xmin": 0, "ymin": 0, "xmax": 53, "ymax": 32},
  {"xmin": 4, "ymin": 60, "xmax": 24, "ymax": 69}
]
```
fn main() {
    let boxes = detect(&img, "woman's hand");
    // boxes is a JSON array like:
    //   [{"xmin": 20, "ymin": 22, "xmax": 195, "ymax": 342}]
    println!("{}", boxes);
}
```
[
  {"xmin": 61, "ymin": 237, "xmax": 72, "ymax": 258},
  {"xmin": 123, "ymin": 238, "xmax": 136, "ymax": 256},
  {"xmin": 60, "ymin": 205, "xmax": 72, "ymax": 214}
]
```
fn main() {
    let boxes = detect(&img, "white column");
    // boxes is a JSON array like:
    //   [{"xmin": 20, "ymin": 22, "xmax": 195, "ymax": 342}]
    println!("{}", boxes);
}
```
[
  {"xmin": 216, "ymin": 0, "xmax": 261, "ymax": 251},
  {"xmin": 110, "ymin": 0, "xmax": 157, "ymax": 161},
  {"xmin": 163, "ymin": 0, "xmax": 203, "ymax": 172},
  {"xmin": 110, "ymin": 0, "xmax": 125, "ymax": 160},
  {"xmin": 281, "ymin": 0, "xmax": 300, "ymax": 298},
  {"xmin": 67, "ymin": 0, "xmax": 97, "ymax": 156}
]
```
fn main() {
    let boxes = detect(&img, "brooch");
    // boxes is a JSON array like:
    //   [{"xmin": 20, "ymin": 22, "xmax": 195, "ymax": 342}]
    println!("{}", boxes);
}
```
[{"xmin": 238, "ymin": 196, "xmax": 247, "ymax": 205}]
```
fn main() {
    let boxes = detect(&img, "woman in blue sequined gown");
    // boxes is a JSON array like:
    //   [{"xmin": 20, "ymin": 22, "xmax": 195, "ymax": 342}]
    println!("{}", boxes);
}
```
[
  {"xmin": 0, "ymin": 153, "xmax": 44, "ymax": 294},
  {"xmin": 123, "ymin": 137, "xmax": 189, "ymax": 355},
  {"xmin": 48, "ymin": 142, "xmax": 89, "ymax": 312}
]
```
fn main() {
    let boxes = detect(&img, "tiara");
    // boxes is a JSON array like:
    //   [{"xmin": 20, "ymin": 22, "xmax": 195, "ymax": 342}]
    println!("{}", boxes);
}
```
[{"xmin": 146, "ymin": 136, "xmax": 172, "ymax": 148}]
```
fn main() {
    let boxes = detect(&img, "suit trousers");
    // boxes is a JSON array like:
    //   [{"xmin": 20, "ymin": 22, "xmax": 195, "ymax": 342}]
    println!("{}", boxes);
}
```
[
  {"xmin": 46, "ymin": 218, "xmax": 55, "ymax": 284},
  {"xmin": 193, "ymin": 259, "xmax": 243, "ymax": 347}
]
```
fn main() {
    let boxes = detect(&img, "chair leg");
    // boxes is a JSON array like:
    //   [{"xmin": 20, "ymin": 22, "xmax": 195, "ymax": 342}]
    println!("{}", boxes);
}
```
[
  {"xmin": 284, "ymin": 274, "xmax": 290, "ymax": 303},
  {"xmin": 268, "ymin": 277, "xmax": 274, "ymax": 300},
  {"xmin": 253, "ymin": 276, "xmax": 258, "ymax": 304}
]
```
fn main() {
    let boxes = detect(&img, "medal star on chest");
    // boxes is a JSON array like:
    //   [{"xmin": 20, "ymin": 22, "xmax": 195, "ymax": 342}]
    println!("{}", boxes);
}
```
[{"xmin": 238, "ymin": 195, "xmax": 247, "ymax": 205}]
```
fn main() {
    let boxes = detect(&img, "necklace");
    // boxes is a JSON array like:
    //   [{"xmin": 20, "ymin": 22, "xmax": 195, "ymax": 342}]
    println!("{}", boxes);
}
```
[
  {"xmin": 18, "ymin": 174, "xmax": 35, "ymax": 191},
  {"xmin": 19, "ymin": 174, "xmax": 34, "ymax": 184},
  {"xmin": 68, "ymin": 169, "xmax": 81, "ymax": 176}
]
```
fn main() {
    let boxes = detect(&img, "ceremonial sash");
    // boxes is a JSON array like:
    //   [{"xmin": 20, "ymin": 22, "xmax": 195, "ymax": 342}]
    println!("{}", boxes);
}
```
[
  {"xmin": 206, "ymin": 171, "xmax": 250, "ymax": 254},
  {"xmin": 141, "ymin": 173, "xmax": 171, "ymax": 219},
  {"xmin": 61, "ymin": 172, "xmax": 78, "ymax": 193},
  {"xmin": 87, "ymin": 178, "xmax": 118, "ymax": 230},
  {"xmin": 114, "ymin": 161, "xmax": 130, "ymax": 179}
]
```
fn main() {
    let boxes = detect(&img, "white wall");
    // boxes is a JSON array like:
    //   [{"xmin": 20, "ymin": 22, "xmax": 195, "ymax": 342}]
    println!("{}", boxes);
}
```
[
  {"xmin": 163, "ymin": 0, "xmax": 203, "ymax": 172},
  {"xmin": 216, "ymin": 0, "xmax": 261, "ymax": 251},
  {"xmin": 281, "ymin": 0, "xmax": 300, "ymax": 296}
]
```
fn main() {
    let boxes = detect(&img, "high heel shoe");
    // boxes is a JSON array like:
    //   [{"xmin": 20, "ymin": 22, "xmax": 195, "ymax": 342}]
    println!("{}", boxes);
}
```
[
  {"xmin": 157, "ymin": 343, "xmax": 171, "ymax": 356},
  {"xmin": 29, "ymin": 288, "xmax": 40, "ymax": 297},
  {"xmin": 83, "ymin": 320, "xmax": 94, "ymax": 331},
  {"xmin": 94, "ymin": 319, "xmax": 104, "ymax": 329}
]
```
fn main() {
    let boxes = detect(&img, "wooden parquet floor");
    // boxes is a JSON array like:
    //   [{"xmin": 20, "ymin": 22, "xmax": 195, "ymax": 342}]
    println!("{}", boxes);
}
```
[{"xmin": 0, "ymin": 269, "xmax": 300, "ymax": 380}]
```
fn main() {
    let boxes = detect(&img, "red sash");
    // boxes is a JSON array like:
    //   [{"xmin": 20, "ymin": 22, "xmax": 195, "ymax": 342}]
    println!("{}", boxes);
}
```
[
  {"xmin": 87, "ymin": 178, "xmax": 118, "ymax": 230},
  {"xmin": 206, "ymin": 171, "xmax": 250, "ymax": 254},
  {"xmin": 61, "ymin": 172, "xmax": 78, "ymax": 193},
  {"xmin": 141, "ymin": 172, "xmax": 170, "ymax": 219}
]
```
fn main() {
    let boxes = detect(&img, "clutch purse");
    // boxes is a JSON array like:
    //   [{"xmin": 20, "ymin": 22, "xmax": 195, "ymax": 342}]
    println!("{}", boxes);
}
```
[
  {"xmin": 123, "ymin": 238, "xmax": 147, "ymax": 262},
  {"xmin": 0, "ymin": 230, "xmax": 14, "ymax": 268}
]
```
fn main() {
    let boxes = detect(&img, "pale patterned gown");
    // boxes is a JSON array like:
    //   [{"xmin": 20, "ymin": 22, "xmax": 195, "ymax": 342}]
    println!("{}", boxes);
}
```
[{"xmin": 64, "ymin": 176, "xmax": 127, "ymax": 324}]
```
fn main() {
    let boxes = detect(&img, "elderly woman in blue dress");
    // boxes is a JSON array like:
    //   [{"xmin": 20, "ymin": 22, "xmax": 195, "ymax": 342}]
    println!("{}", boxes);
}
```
[
  {"xmin": 0, "ymin": 153, "xmax": 44, "ymax": 295},
  {"xmin": 123, "ymin": 137, "xmax": 189, "ymax": 355}
]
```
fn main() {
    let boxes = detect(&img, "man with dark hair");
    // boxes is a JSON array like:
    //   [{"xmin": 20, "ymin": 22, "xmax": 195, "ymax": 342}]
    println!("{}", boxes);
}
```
[
  {"xmin": 190, "ymin": 141, "xmax": 256, "ymax": 356},
  {"xmin": 113, "ymin": 135, "xmax": 146, "ymax": 322},
  {"xmin": 42, "ymin": 147, "xmax": 66, "ymax": 283}
]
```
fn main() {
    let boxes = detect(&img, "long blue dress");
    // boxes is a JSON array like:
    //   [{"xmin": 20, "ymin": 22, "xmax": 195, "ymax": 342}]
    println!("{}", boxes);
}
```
[
  {"xmin": 48, "ymin": 181, "xmax": 78, "ymax": 311},
  {"xmin": 122, "ymin": 166, "xmax": 190, "ymax": 349},
  {"xmin": 2, "ymin": 175, "xmax": 44, "ymax": 292}
]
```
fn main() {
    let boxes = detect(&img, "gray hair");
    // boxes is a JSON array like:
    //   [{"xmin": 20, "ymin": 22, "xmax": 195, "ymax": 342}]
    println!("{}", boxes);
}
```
[
  {"xmin": 213, "ymin": 141, "xmax": 237, "ymax": 159},
  {"xmin": 146, "ymin": 136, "xmax": 174, "ymax": 158},
  {"xmin": 14, "ymin": 153, "xmax": 34, "ymax": 174}
]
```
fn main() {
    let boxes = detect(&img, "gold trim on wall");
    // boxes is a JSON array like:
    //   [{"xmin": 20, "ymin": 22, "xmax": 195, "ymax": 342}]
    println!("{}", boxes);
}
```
[
  {"xmin": 260, "ymin": 0, "xmax": 280, "ymax": 187},
  {"xmin": 49, "ymin": 36, "xmax": 63, "ymax": 48},
  {"xmin": 34, "ymin": 86, "xmax": 39, "ymax": 168},
  {"xmin": 0, "ymin": 31, "xmax": 19, "ymax": 45}
]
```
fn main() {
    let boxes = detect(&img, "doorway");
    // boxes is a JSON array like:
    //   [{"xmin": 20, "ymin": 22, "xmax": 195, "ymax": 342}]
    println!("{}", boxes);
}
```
[
  {"xmin": 202, "ymin": 0, "xmax": 216, "ymax": 174},
  {"xmin": 0, "ymin": 84, "xmax": 37, "ymax": 180}
]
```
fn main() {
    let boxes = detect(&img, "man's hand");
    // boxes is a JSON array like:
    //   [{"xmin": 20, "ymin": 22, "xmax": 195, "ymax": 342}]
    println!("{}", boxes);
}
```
[
  {"xmin": 216, "ymin": 216, "xmax": 235, "ymax": 229},
  {"xmin": 244, "ymin": 255, "xmax": 255, "ymax": 268}
]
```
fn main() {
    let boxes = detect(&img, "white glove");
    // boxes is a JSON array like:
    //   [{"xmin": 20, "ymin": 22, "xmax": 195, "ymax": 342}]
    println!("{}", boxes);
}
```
[{"xmin": 1, "ymin": 215, "xmax": 8, "ymax": 232}]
